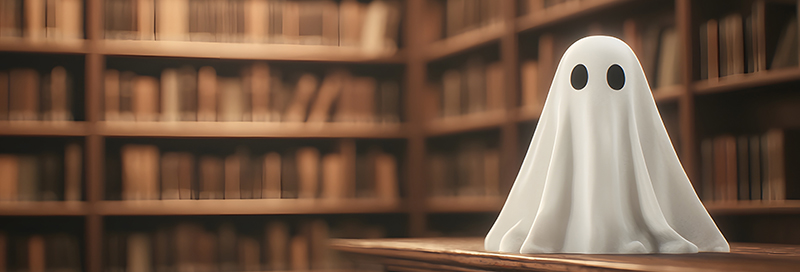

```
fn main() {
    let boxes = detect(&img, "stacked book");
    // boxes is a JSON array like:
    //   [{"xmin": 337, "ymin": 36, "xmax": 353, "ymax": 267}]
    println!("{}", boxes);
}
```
[
  {"xmin": 0, "ymin": 143, "xmax": 83, "ymax": 201},
  {"xmin": 0, "ymin": 67, "xmax": 75, "ymax": 121},
  {"xmin": 428, "ymin": 138, "xmax": 500, "ymax": 197},
  {"xmin": 443, "ymin": 0, "xmax": 503, "ymax": 38},
  {"xmin": 0, "ymin": 0, "xmax": 83, "ymax": 40},
  {"xmin": 700, "ymin": 129, "xmax": 797, "ymax": 202},
  {"xmin": 104, "ymin": 0, "xmax": 401, "ymax": 54},
  {"xmin": 0, "ymin": 232, "xmax": 81, "ymax": 272},
  {"xmin": 438, "ymin": 56, "xmax": 505, "ymax": 118},
  {"xmin": 105, "ymin": 219, "xmax": 386, "ymax": 271},
  {"xmin": 112, "ymin": 144, "xmax": 398, "ymax": 201},
  {"xmin": 104, "ymin": 63, "xmax": 400, "ymax": 123}
]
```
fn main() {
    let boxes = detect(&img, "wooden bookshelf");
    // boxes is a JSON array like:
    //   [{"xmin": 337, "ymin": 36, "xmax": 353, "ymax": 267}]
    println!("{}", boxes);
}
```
[
  {"xmin": 0, "ymin": 38, "xmax": 90, "ymax": 54},
  {"xmin": 99, "ymin": 40, "xmax": 407, "ymax": 63},
  {"xmin": 0, "ymin": 201, "xmax": 88, "ymax": 216},
  {"xmin": 425, "ymin": 111, "xmax": 507, "ymax": 137},
  {"xmin": 97, "ymin": 122, "xmax": 407, "ymax": 139},
  {"xmin": 95, "ymin": 199, "xmax": 405, "ymax": 216},
  {"xmin": 425, "ymin": 22, "xmax": 505, "ymax": 61},
  {"xmin": 0, "ymin": 121, "xmax": 90, "ymax": 136},
  {"xmin": 3, "ymin": 0, "xmax": 800, "ymax": 271},
  {"xmin": 517, "ymin": 0, "xmax": 635, "ymax": 33}
]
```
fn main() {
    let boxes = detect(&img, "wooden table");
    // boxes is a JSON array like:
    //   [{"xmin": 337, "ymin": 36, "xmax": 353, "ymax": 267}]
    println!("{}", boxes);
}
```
[{"xmin": 330, "ymin": 237, "xmax": 800, "ymax": 272}]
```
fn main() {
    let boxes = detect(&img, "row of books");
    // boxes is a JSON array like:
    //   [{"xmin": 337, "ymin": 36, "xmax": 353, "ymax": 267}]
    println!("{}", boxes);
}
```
[
  {"xmin": 698, "ymin": 10, "xmax": 798, "ymax": 80},
  {"xmin": 428, "ymin": 139, "xmax": 500, "ymax": 197},
  {"xmin": 113, "ymin": 144, "xmax": 398, "ymax": 201},
  {"xmin": 105, "ymin": 64, "xmax": 401, "ymax": 123},
  {"xmin": 700, "ymin": 129, "xmax": 795, "ymax": 201},
  {"xmin": 0, "ymin": 0, "xmax": 83, "ymax": 40},
  {"xmin": 0, "ymin": 232, "xmax": 81, "ymax": 272},
  {"xmin": 105, "ymin": 0, "xmax": 401, "ymax": 53},
  {"xmin": 0, "ymin": 67, "xmax": 75, "ymax": 121},
  {"xmin": 105, "ymin": 219, "xmax": 385, "ymax": 271},
  {"xmin": 438, "ymin": 57, "xmax": 504, "ymax": 118},
  {"xmin": 0, "ymin": 144, "xmax": 82, "ymax": 201},
  {"xmin": 443, "ymin": 0, "xmax": 502, "ymax": 38}
]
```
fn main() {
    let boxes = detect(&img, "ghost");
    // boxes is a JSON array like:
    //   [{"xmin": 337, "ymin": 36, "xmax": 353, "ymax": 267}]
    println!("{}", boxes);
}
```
[{"xmin": 485, "ymin": 36, "xmax": 729, "ymax": 254}]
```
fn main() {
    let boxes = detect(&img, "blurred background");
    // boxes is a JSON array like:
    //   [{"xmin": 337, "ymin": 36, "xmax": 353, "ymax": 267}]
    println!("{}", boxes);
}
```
[{"xmin": 0, "ymin": 0, "xmax": 799, "ymax": 271}]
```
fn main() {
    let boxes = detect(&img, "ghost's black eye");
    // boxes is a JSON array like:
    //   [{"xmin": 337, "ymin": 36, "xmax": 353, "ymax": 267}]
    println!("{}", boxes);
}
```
[
  {"xmin": 607, "ymin": 64, "xmax": 625, "ymax": 90},
  {"xmin": 570, "ymin": 64, "xmax": 588, "ymax": 90}
]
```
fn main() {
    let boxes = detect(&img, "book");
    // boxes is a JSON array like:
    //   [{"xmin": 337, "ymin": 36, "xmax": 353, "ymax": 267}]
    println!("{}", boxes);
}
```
[
  {"xmin": 118, "ymin": 71, "xmax": 135, "ymax": 121},
  {"xmin": 442, "ymin": 70, "xmax": 462, "ymax": 117},
  {"xmin": 281, "ymin": 0, "xmax": 300, "ymax": 44},
  {"xmin": 105, "ymin": 70, "xmax": 121, "ymax": 121},
  {"xmin": 281, "ymin": 149, "xmax": 298, "ymax": 198},
  {"xmin": 156, "ymin": 0, "xmax": 188, "ymax": 41},
  {"xmin": 339, "ymin": 0, "xmax": 365, "ymax": 47},
  {"xmin": 224, "ymin": 153, "xmax": 241, "ymax": 199},
  {"xmin": 656, "ymin": 27, "xmax": 680, "ymax": 88},
  {"xmin": 290, "ymin": 233, "xmax": 309, "ymax": 270},
  {"xmin": 762, "ymin": 129, "xmax": 786, "ymax": 200},
  {"xmin": 121, "ymin": 145, "xmax": 160, "ymax": 200},
  {"xmin": 244, "ymin": 0, "xmax": 268, "ymax": 43},
  {"xmin": 199, "ymin": 155, "xmax": 224, "ymax": 199},
  {"xmin": 296, "ymin": 147, "xmax": 320, "ymax": 199},
  {"xmin": 379, "ymin": 80, "xmax": 400, "ymax": 123},
  {"xmin": 0, "ymin": 0, "xmax": 21, "ymax": 37},
  {"xmin": 137, "ymin": 0, "xmax": 155, "ymax": 40},
  {"xmin": 178, "ymin": 66, "xmax": 198, "ymax": 121},
  {"xmin": 485, "ymin": 62, "xmax": 505, "ymax": 111},
  {"xmin": 262, "ymin": 152, "xmax": 282, "ymax": 199},
  {"xmin": 321, "ymin": 153, "xmax": 345, "ymax": 200},
  {"xmin": 712, "ymin": 135, "xmax": 737, "ymax": 201},
  {"xmin": 706, "ymin": 19, "xmax": 720, "ymax": 79},
  {"xmin": 464, "ymin": 56, "xmax": 486, "ymax": 114},
  {"xmin": 298, "ymin": 0, "xmax": 323, "ymax": 45},
  {"xmin": 352, "ymin": 76, "xmax": 377, "ymax": 122},
  {"xmin": 284, "ymin": 74, "xmax": 319, "ymax": 122},
  {"xmin": 218, "ymin": 76, "xmax": 244, "ymax": 122},
  {"xmin": 307, "ymin": 71, "xmax": 345, "ymax": 123},
  {"xmin": 57, "ymin": 0, "xmax": 83, "ymax": 39},
  {"xmin": 25, "ymin": 0, "xmax": 45, "ymax": 40},
  {"xmin": 177, "ymin": 152, "xmax": 194, "ymax": 200},
  {"xmin": 249, "ymin": 63, "xmax": 271, "ymax": 122},
  {"xmin": 749, "ymin": 135, "xmax": 762, "ymax": 200},
  {"xmin": 0, "ymin": 71, "xmax": 7, "ymax": 120},
  {"xmin": 160, "ymin": 152, "xmax": 181, "ymax": 200},
  {"xmin": 520, "ymin": 60, "xmax": 539, "ymax": 108},
  {"xmin": 374, "ymin": 152, "xmax": 398, "ymax": 200},
  {"xmin": 237, "ymin": 236, "xmax": 260, "ymax": 271},
  {"xmin": 49, "ymin": 66, "xmax": 71, "ymax": 121},
  {"xmin": 218, "ymin": 223, "xmax": 237, "ymax": 271},
  {"xmin": 28, "ymin": 235, "xmax": 45, "ymax": 272},
  {"xmin": 133, "ymin": 75, "xmax": 159, "ymax": 121},
  {"xmin": 38, "ymin": 152, "xmax": 61, "ymax": 201},
  {"xmin": 737, "ymin": 136, "xmax": 750, "ymax": 200},
  {"xmin": 197, "ymin": 66, "xmax": 217, "ymax": 122},
  {"xmin": 127, "ymin": 233, "xmax": 152, "ymax": 272},
  {"xmin": 361, "ymin": 0, "xmax": 391, "ymax": 55},
  {"xmin": 9, "ymin": 68, "xmax": 39, "ymax": 121},
  {"xmin": 309, "ymin": 219, "xmax": 330, "ymax": 269},
  {"xmin": 265, "ymin": 221, "xmax": 289, "ymax": 270},
  {"xmin": 64, "ymin": 143, "xmax": 82, "ymax": 201},
  {"xmin": 17, "ymin": 155, "xmax": 40, "ymax": 201},
  {"xmin": 321, "ymin": 0, "xmax": 338, "ymax": 46},
  {"xmin": 236, "ymin": 148, "xmax": 254, "ymax": 199},
  {"xmin": 700, "ymin": 138, "xmax": 714, "ymax": 201},
  {"xmin": 0, "ymin": 155, "xmax": 18, "ymax": 201}
]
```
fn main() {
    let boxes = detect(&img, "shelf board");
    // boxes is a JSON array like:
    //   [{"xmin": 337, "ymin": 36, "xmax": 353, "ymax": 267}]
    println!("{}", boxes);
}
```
[
  {"xmin": 705, "ymin": 200, "xmax": 800, "ymax": 215},
  {"xmin": 0, "ymin": 201, "xmax": 88, "ymax": 216},
  {"xmin": 99, "ymin": 40, "xmax": 405, "ymax": 63},
  {"xmin": 0, "ymin": 38, "xmax": 89, "ymax": 54},
  {"xmin": 426, "ymin": 196, "xmax": 504, "ymax": 213},
  {"xmin": 426, "ymin": 111, "xmax": 507, "ymax": 137},
  {"xmin": 96, "ymin": 199, "xmax": 405, "ymax": 215},
  {"xmin": 652, "ymin": 85, "xmax": 683, "ymax": 102},
  {"xmin": 693, "ymin": 68, "xmax": 800, "ymax": 94},
  {"xmin": 517, "ymin": 0, "xmax": 634, "ymax": 33},
  {"xmin": 425, "ymin": 22, "xmax": 505, "ymax": 62},
  {"xmin": 0, "ymin": 121, "xmax": 89, "ymax": 136},
  {"xmin": 97, "ymin": 121, "xmax": 407, "ymax": 138}
]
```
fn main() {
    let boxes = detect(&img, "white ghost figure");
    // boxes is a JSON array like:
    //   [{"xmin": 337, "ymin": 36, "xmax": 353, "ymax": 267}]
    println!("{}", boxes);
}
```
[{"xmin": 485, "ymin": 36, "xmax": 729, "ymax": 254}]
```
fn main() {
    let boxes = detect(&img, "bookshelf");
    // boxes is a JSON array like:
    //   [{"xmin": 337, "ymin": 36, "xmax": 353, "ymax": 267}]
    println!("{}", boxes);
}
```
[{"xmin": 2, "ymin": 0, "xmax": 800, "ymax": 271}]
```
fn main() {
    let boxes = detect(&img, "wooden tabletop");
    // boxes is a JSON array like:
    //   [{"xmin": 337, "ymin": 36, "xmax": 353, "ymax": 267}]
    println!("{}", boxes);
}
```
[{"xmin": 330, "ymin": 237, "xmax": 800, "ymax": 272}]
